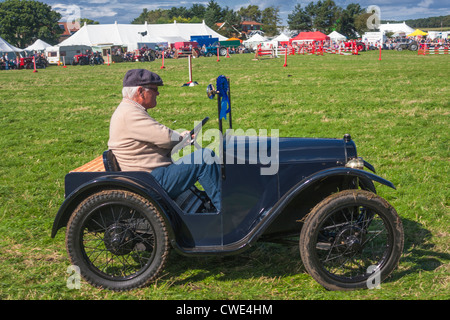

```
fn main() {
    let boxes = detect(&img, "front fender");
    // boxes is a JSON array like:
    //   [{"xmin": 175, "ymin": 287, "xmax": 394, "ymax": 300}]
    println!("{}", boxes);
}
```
[
  {"xmin": 51, "ymin": 172, "xmax": 179, "ymax": 239},
  {"xmin": 275, "ymin": 166, "xmax": 395, "ymax": 214},
  {"xmin": 241, "ymin": 166, "xmax": 396, "ymax": 243}
]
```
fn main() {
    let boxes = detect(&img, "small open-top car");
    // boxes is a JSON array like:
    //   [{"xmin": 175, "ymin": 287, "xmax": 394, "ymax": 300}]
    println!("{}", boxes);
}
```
[{"xmin": 51, "ymin": 75, "xmax": 404, "ymax": 291}]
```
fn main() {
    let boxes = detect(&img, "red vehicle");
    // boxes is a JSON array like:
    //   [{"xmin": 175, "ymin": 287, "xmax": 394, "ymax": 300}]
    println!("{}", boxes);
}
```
[
  {"xmin": 344, "ymin": 41, "xmax": 366, "ymax": 52},
  {"xmin": 19, "ymin": 57, "xmax": 34, "ymax": 69},
  {"xmin": 72, "ymin": 54, "xmax": 89, "ymax": 65}
]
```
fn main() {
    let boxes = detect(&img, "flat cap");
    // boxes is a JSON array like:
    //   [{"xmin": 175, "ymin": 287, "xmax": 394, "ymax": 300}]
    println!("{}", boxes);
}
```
[{"xmin": 123, "ymin": 69, "xmax": 164, "ymax": 87}]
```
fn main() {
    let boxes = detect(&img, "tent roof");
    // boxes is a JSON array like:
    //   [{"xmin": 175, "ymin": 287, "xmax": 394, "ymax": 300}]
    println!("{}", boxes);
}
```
[
  {"xmin": 24, "ymin": 39, "xmax": 52, "ymax": 51},
  {"xmin": 291, "ymin": 31, "xmax": 330, "ymax": 41},
  {"xmin": 227, "ymin": 37, "xmax": 242, "ymax": 43},
  {"xmin": 380, "ymin": 22, "xmax": 415, "ymax": 34},
  {"xmin": 0, "ymin": 36, "xmax": 22, "ymax": 53},
  {"xmin": 243, "ymin": 33, "xmax": 267, "ymax": 43},
  {"xmin": 328, "ymin": 31, "xmax": 347, "ymax": 40},
  {"xmin": 272, "ymin": 33, "xmax": 290, "ymax": 42},
  {"xmin": 58, "ymin": 21, "xmax": 227, "ymax": 51},
  {"xmin": 408, "ymin": 29, "xmax": 428, "ymax": 36}
]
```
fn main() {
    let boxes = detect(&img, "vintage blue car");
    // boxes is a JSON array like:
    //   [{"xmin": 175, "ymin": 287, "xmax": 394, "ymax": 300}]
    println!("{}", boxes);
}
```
[{"xmin": 51, "ymin": 76, "xmax": 404, "ymax": 291}]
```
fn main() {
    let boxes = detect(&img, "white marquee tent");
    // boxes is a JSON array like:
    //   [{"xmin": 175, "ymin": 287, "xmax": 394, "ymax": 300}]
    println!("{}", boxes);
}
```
[
  {"xmin": 328, "ymin": 31, "xmax": 347, "ymax": 41},
  {"xmin": 57, "ymin": 21, "xmax": 227, "ymax": 51},
  {"xmin": 24, "ymin": 39, "xmax": 52, "ymax": 52},
  {"xmin": 0, "ymin": 36, "xmax": 22, "ymax": 55},
  {"xmin": 379, "ymin": 22, "xmax": 415, "ymax": 35},
  {"xmin": 269, "ymin": 33, "xmax": 290, "ymax": 46},
  {"xmin": 243, "ymin": 34, "xmax": 267, "ymax": 50}
]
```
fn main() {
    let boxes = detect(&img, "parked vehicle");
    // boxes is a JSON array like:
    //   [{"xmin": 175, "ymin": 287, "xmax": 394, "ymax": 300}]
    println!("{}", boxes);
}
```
[
  {"xmin": 18, "ymin": 57, "xmax": 34, "ymax": 69},
  {"xmin": 205, "ymin": 40, "xmax": 241, "ymax": 56},
  {"xmin": 89, "ymin": 53, "xmax": 104, "ymax": 66},
  {"xmin": 72, "ymin": 54, "xmax": 89, "ymax": 65},
  {"xmin": 394, "ymin": 39, "xmax": 418, "ymax": 51},
  {"xmin": 35, "ymin": 55, "xmax": 48, "ymax": 69},
  {"xmin": 51, "ymin": 76, "xmax": 404, "ymax": 291}
]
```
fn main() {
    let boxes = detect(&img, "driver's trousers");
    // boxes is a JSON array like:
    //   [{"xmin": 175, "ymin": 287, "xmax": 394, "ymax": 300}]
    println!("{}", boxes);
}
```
[{"xmin": 150, "ymin": 148, "xmax": 221, "ymax": 211}]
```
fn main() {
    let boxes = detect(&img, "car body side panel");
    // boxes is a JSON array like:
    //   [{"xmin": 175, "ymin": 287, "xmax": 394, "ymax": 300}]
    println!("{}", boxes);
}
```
[{"xmin": 220, "ymin": 136, "xmax": 348, "ymax": 245}]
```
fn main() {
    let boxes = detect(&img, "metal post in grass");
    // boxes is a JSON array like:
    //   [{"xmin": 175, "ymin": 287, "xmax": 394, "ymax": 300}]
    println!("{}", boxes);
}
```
[
  {"xmin": 217, "ymin": 47, "xmax": 220, "ymax": 62},
  {"xmin": 182, "ymin": 55, "xmax": 198, "ymax": 86}
]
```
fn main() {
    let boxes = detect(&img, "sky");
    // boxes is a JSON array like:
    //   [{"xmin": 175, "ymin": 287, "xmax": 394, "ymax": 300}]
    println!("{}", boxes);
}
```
[{"xmin": 44, "ymin": 0, "xmax": 450, "ymax": 26}]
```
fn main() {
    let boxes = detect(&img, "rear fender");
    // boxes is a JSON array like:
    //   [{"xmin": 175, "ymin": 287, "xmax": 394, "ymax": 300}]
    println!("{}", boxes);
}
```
[{"xmin": 51, "ymin": 173, "xmax": 180, "ymax": 240}]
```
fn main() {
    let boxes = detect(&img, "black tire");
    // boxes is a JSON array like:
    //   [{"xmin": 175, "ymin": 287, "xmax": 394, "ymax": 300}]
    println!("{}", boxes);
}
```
[
  {"xmin": 219, "ymin": 47, "xmax": 227, "ymax": 56},
  {"xmin": 66, "ymin": 189, "xmax": 169, "ymax": 291},
  {"xmin": 299, "ymin": 190, "xmax": 404, "ymax": 291}
]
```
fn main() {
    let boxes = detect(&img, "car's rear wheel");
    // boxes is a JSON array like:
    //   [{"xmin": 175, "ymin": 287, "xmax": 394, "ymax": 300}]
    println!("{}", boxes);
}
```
[
  {"xmin": 299, "ymin": 190, "xmax": 404, "ymax": 290},
  {"xmin": 66, "ymin": 189, "xmax": 169, "ymax": 291}
]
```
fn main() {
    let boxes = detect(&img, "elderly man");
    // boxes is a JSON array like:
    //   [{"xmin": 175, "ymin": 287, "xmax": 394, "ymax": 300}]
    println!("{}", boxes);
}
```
[{"xmin": 108, "ymin": 69, "xmax": 221, "ymax": 211}]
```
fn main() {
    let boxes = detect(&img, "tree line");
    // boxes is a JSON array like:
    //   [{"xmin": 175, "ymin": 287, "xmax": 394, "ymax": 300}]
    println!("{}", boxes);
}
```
[
  {"xmin": 1, "ymin": 0, "xmax": 449, "ymax": 48},
  {"xmin": 385, "ymin": 15, "xmax": 450, "ymax": 30},
  {"xmin": 132, "ymin": 0, "xmax": 374, "ymax": 38}
]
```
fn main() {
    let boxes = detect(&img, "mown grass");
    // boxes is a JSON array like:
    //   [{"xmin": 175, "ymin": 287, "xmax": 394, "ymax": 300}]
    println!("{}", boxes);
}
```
[{"xmin": 0, "ymin": 50, "xmax": 448, "ymax": 300}]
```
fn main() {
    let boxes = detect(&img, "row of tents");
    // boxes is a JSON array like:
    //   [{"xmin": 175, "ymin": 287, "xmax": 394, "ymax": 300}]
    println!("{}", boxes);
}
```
[
  {"xmin": 242, "ymin": 31, "xmax": 346, "ymax": 50},
  {"xmin": 1, "ymin": 21, "xmax": 228, "ymax": 64},
  {"xmin": 1, "ymin": 36, "xmax": 52, "ymax": 55}
]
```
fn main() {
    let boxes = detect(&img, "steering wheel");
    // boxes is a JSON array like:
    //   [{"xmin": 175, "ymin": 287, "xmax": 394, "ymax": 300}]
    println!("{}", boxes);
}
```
[{"xmin": 176, "ymin": 117, "xmax": 209, "ymax": 151}]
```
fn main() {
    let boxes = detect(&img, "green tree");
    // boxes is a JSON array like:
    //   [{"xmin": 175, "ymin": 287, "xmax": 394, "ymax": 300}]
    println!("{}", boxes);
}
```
[
  {"xmin": 314, "ymin": 0, "xmax": 339, "ymax": 33},
  {"xmin": 261, "ymin": 6, "xmax": 281, "ymax": 36},
  {"xmin": 354, "ymin": 12, "xmax": 373, "ymax": 35},
  {"xmin": 220, "ymin": 7, "xmax": 241, "ymax": 37},
  {"xmin": 238, "ymin": 5, "xmax": 262, "ymax": 22},
  {"xmin": 287, "ymin": 4, "xmax": 313, "ymax": 32},
  {"xmin": 0, "ymin": 0, "xmax": 62, "ymax": 47},
  {"xmin": 336, "ymin": 3, "xmax": 365, "ymax": 38},
  {"xmin": 189, "ymin": 4, "xmax": 206, "ymax": 21},
  {"xmin": 131, "ymin": 8, "xmax": 170, "ymax": 24},
  {"xmin": 204, "ymin": 0, "xmax": 223, "ymax": 28},
  {"xmin": 79, "ymin": 18, "xmax": 99, "ymax": 25}
]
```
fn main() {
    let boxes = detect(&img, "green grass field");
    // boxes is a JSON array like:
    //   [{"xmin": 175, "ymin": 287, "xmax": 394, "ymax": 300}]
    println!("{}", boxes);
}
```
[{"xmin": 0, "ymin": 50, "xmax": 448, "ymax": 300}]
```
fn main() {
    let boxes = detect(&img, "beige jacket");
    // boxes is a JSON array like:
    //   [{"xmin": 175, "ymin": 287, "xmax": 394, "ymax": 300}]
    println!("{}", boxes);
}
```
[{"xmin": 108, "ymin": 99, "xmax": 181, "ymax": 171}]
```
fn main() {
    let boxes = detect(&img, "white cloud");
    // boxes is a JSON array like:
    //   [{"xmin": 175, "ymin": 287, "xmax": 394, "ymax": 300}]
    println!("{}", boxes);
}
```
[{"xmin": 418, "ymin": 0, "xmax": 433, "ymax": 8}]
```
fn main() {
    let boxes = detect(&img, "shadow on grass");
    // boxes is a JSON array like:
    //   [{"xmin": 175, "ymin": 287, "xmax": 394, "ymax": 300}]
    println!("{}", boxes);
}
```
[
  {"xmin": 390, "ymin": 218, "xmax": 450, "ymax": 282},
  {"xmin": 164, "ymin": 240, "xmax": 305, "ymax": 286},
  {"xmin": 162, "ymin": 218, "xmax": 449, "ymax": 287}
]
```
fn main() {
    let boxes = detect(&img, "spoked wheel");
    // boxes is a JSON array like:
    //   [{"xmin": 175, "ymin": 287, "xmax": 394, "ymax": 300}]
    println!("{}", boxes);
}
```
[
  {"xmin": 66, "ymin": 190, "xmax": 169, "ymax": 291},
  {"xmin": 299, "ymin": 190, "xmax": 404, "ymax": 291}
]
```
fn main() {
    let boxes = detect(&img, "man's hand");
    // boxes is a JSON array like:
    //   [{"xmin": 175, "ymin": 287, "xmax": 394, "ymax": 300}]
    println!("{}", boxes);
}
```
[{"xmin": 180, "ymin": 130, "xmax": 194, "ymax": 143}]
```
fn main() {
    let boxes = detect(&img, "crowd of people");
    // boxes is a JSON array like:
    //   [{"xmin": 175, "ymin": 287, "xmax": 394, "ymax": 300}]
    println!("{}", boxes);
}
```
[
  {"xmin": 120, "ymin": 43, "xmax": 249, "ymax": 61},
  {"xmin": 382, "ymin": 37, "xmax": 449, "ymax": 50},
  {"xmin": 0, "ymin": 52, "xmax": 48, "ymax": 70}
]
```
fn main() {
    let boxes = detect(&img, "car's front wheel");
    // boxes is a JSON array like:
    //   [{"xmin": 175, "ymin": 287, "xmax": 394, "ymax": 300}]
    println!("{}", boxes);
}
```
[
  {"xmin": 66, "ymin": 189, "xmax": 169, "ymax": 291},
  {"xmin": 299, "ymin": 190, "xmax": 404, "ymax": 291}
]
